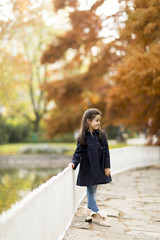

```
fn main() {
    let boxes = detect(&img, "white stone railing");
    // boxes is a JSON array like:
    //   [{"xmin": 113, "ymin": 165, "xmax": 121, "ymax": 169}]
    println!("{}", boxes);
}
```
[
  {"xmin": 0, "ymin": 146, "xmax": 160, "ymax": 240},
  {"xmin": 110, "ymin": 146, "xmax": 160, "ymax": 175},
  {"xmin": 0, "ymin": 167, "xmax": 85, "ymax": 240}
]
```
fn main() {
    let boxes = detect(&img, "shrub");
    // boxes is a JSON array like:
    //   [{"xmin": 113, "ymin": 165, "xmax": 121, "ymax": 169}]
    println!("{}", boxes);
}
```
[
  {"xmin": 7, "ymin": 123, "xmax": 31, "ymax": 143},
  {"xmin": 19, "ymin": 144, "xmax": 69, "ymax": 154},
  {"xmin": 0, "ymin": 116, "xmax": 9, "ymax": 144},
  {"xmin": 0, "ymin": 115, "xmax": 32, "ymax": 144},
  {"xmin": 51, "ymin": 133, "xmax": 75, "ymax": 143}
]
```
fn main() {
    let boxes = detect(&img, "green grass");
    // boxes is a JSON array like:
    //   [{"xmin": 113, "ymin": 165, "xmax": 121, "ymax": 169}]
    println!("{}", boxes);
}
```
[
  {"xmin": 0, "ymin": 143, "xmax": 28, "ymax": 154},
  {"xmin": 0, "ymin": 142, "xmax": 128, "ymax": 155},
  {"xmin": 109, "ymin": 143, "xmax": 128, "ymax": 149},
  {"xmin": 0, "ymin": 143, "xmax": 75, "ymax": 155}
]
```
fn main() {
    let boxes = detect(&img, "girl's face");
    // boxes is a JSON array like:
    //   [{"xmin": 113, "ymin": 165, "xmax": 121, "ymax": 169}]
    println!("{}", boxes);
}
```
[{"xmin": 87, "ymin": 114, "xmax": 101, "ymax": 131}]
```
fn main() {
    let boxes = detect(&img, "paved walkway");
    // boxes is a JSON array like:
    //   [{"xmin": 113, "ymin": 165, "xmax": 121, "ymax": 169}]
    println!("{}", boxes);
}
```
[{"xmin": 64, "ymin": 165, "xmax": 160, "ymax": 240}]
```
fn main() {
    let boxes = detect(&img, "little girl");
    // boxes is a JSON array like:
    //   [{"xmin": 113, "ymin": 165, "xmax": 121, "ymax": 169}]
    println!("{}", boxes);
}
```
[{"xmin": 69, "ymin": 108, "xmax": 112, "ymax": 227}]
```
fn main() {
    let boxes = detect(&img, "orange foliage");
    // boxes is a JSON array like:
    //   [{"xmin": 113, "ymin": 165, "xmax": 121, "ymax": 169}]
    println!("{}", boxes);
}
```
[
  {"xmin": 108, "ymin": 0, "xmax": 160, "ymax": 145},
  {"xmin": 53, "ymin": 0, "xmax": 79, "ymax": 11},
  {"xmin": 41, "ymin": 1, "xmax": 119, "ymax": 137}
]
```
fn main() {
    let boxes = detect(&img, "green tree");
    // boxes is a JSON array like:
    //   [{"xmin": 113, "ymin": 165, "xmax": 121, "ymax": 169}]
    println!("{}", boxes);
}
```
[{"xmin": 0, "ymin": 0, "xmax": 56, "ymax": 132}]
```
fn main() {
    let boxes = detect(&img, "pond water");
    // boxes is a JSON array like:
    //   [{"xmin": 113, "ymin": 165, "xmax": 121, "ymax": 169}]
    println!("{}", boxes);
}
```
[{"xmin": 0, "ymin": 167, "xmax": 64, "ymax": 214}]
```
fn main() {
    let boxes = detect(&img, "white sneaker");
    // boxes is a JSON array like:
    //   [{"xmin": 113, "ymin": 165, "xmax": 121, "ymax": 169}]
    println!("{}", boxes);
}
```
[
  {"xmin": 91, "ymin": 211, "xmax": 111, "ymax": 227},
  {"xmin": 85, "ymin": 208, "xmax": 93, "ymax": 222}
]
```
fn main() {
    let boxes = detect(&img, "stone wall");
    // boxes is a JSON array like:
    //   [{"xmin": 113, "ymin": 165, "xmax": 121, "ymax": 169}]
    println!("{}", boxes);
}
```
[{"xmin": 0, "ymin": 155, "xmax": 71, "ymax": 168}]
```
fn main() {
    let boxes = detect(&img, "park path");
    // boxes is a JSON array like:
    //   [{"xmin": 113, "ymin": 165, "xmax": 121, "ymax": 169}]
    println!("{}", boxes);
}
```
[{"xmin": 64, "ymin": 165, "xmax": 160, "ymax": 240}]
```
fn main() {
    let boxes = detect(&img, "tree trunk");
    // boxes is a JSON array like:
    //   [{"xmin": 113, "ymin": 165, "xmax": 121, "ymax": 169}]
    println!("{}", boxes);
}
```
[{"xmin": 33, "ymin": 114, "xmax": 41, "ymax": 132}]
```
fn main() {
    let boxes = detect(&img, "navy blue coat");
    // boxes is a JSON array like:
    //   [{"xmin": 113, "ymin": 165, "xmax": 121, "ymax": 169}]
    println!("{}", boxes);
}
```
[{"xmin": 72, "ymin": 130, "xmax": 112, "ymax": 186}]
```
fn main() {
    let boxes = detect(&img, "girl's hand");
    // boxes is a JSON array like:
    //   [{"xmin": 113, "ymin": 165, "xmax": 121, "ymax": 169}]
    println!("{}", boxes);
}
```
[
  {"xmin": 104, "ymin": 168, "xmax": 111, "ymax": 177},
  {"xmin": 68, "ymin": 163, "xmax": 75, "ymax": 169}
]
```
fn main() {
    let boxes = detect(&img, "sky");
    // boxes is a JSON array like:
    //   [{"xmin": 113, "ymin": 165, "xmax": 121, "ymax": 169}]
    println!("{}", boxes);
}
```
[
  {"xmin": 0, "ymin": 0, "xmax": 122, "ymax": 114},
  {"xmin": 0, "ymin": 0, "xmax": 123, "ymax": 53},
  {"xmin": 0, "ymin": 0, "xmax": 121, "ymax": 42},
  {"xmin": 47, "ymin": 0, "xmax": 121, "ymax": 42},
  {"xmin": 0, "ymin": 0, "xmax": 13, "ymax": 21},
  {"xmin": 79, "ymin": 0, "xmax": 121, "ymax": 42},
  {"xmin": 79, "ymin": 0, "xmax": 119, "ymax": 14},
  {"xmin": 0, "ymin": 0, "xmax": 120, "ymax": 25}
]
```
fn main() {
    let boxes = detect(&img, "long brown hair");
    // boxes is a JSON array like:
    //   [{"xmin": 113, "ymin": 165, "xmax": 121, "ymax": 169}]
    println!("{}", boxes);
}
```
[{"xmin": 78, "ymin": 108, "xmax": 104, "ymax": 146}]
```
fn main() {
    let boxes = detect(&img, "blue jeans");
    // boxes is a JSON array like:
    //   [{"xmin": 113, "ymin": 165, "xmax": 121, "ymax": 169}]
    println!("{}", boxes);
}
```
[{"xmin": 87, "ymin": 185, "xmax": 99, "ymax": 212}]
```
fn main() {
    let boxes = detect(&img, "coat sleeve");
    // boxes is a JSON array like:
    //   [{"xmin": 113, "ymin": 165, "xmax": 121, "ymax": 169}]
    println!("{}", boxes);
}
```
[
  {"xmin": 72, "ymin": 140, "xmax": 83, "ymax": 170},
  {"xmin": 103, "ymin": 133, "xmax": 111, "ymax": 168}
]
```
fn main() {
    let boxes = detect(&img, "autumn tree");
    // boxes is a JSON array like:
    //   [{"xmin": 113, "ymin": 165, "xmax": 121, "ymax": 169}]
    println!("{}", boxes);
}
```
[
  {"xmin": 0, "ymin": 0, "xmax": 55, "ymax": 132},
  {"xmin": 107, "ymin": 0, "xmax": 160, "ymax": 145},
  {"xmin": 41, "ymin": 0, "xmax": 120, "ymax": 137}
]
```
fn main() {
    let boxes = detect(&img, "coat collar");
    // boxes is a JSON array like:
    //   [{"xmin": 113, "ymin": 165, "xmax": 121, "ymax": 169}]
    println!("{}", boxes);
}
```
[{"xmin": 85, "ymin": 129, "xmax": 99, "ymax": 135}]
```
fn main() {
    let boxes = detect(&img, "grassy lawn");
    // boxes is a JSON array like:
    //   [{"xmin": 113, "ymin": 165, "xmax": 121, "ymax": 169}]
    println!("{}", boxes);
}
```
[
  {"xmin": 0, "ymin": 143, "xmax": 28, "ymax": 155},
  {"xmin": 0, "ymin": 142, "xmax": 128, "ymax": 155},
  {"xmin": 0, "ymin": 143, "xmax": 74, "ymax": 155}
]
